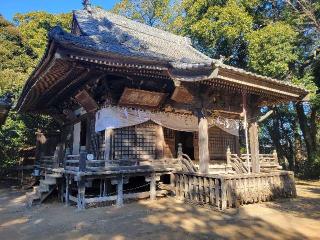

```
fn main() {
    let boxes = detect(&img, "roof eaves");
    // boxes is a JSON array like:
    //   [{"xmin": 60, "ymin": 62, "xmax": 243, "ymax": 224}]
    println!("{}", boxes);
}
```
[{"xmin": 212, "ymin": 60, "xmax": 308, "ymax": 94}]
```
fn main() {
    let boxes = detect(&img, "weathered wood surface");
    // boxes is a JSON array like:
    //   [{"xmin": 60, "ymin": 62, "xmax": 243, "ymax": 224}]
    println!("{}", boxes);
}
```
[
  {"xmin": 198, "ymin": 116, "xmax": 210, "ymax": 173},
  {"xmin": 228, "ymin": 150, "xmax": 281, "ymax": 174},
  {"xmin": 173, "ymin": 171, "xmax": 296, "ymax": 210}
]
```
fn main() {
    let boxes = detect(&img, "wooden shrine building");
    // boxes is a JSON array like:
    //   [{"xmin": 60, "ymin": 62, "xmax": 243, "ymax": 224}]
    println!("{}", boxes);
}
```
[{"xmin": 17, "ymin": 7, "xmax": 307, "ymax": 209}]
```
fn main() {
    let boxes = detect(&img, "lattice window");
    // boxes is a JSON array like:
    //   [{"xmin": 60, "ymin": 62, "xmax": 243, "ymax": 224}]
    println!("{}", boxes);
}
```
[
  {"xmin": 113, "ymin": 122, "xmax": 156, "ymax": 160},
  {"xmin": 163, "ymin": 127, "xmax": 175, "ymax": 139},
  {"xmin": 113, "ymin": 126, "xmax": 137, "ymax": 160},
  {"xmin": 208, "ymin": 127, "xmax": 236, "ymax": 158},
  {"xmin": 135, "ymin": 123, "xmax": 156, "ymax": 160}
]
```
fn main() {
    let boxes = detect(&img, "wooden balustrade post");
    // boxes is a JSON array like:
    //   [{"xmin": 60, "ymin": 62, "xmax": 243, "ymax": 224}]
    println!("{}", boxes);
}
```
[
  {"xmin": 170, "ymin": 173, "xmax": 175, "ymax": 196},
  {"xmin": 79, "ymin": 150, "xmax": 87, "ymax": 172},
  {"xmin": 150, "ymin": 173, "xmax": 157, "ymax": 200},
  {"xmin": 65, "ymin": 174, "xmax": 69, "ymax": 206},
  {"xmin": 77, "ymin": 177, "xmax": 86, "ymax": 210},
  {"xmin": 177, "ymin": 143, "xmax": 183, "ymax": 158},
  {"xmin": 272, "ymin": 150, "xmax": 278, "ymax": 164},
  {"xmin": 116, "ymin": 175, "xmax": 124, "ymax": 207},
  {"xmin": 226, "ymin": 147, "xmax": 231, "ymax": 167},
  {"xmin": 221, "ymin": 178, "xmax": 227, "ymax": 210}
]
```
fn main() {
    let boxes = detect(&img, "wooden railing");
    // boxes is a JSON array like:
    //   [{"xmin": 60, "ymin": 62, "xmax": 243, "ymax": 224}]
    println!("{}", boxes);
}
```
[
  {"xmin": 228, "ymin": 153, "xmax": 248, "ymax": 174},
  {"xmin": 173, "ymin": 171, "xmax": 296, "ymax": 210},
  {"xmin": 64, "ymin": 152, "xmax": 180, "ymax": 172},
  {"xmin": 227, "ymin": 148, "xmax": 281, "ymax": 174}
]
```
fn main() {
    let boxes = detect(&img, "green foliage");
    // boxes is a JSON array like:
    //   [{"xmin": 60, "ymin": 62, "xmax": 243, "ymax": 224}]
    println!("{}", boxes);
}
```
[
  {"xmin": 0, "ymin": 12, "xmax": 71, "ymax": 167},
  {"xmin": 112, "ymin": 0, "xmax": 183, "ymax": 32},
  {"xmin": 247, "ymin": 22, "xmax": 298, "ymax": 78},
  {"xmin": 14, "ymin": 12, "xmax": 72, "ymax": 58},
  {"xmin": 296, "ymin": 155, "xmax": 320, "ymax": 179},
  {"xmin": 189, "ymin": 0, "xmax": 253, "ymax": 47},
  {"xmin": 0, "ymin": 112, "xmax": 26, "ymax": 166},
  {"xmin": 0, "ymin": 15, "xmax": 36, "ymax": 96}
]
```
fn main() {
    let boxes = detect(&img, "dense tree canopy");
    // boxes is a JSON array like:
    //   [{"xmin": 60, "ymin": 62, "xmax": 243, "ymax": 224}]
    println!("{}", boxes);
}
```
[{"xmin": 0, "ymin": 12, "xmax": 71, "ymax": 166}]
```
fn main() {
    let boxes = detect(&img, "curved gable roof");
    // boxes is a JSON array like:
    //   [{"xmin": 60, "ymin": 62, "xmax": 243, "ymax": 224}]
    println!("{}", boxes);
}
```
[{"xmin": 72, "ymin": 8, "xmax": 212, "ymax": 64}]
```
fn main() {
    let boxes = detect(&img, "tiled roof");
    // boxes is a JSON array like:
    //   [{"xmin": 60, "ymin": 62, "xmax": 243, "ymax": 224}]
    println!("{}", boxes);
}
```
[{"xmin": 69, "ymin": 8, "xmax": 212, "ymax": 64}]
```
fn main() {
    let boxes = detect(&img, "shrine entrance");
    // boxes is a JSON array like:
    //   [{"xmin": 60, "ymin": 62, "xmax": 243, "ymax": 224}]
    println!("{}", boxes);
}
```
[{"xmin": 175, "ymin": 131, "xmax": 195, "ymax": 160}]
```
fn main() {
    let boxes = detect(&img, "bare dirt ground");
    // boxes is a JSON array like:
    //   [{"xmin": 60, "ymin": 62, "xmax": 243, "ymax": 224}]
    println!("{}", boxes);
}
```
[{"xmin": 0, "ymin": 179, "xmax": 319, "ymax": 240}]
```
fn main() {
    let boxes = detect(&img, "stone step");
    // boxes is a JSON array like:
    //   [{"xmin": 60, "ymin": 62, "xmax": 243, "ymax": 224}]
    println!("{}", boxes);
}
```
[
  {"xmin": 40, "ymin": 179, "xmax": 56, "ymax": 186},
  {"xmin": 37, "ymin": 185, "xmax": 50, "ymax": 193},
  {"xmin": 26, "ymin": 192, "xmax": 40, "ymax": 207},
  {"xmin": 44, "ymin": 176, "xmax": 57, "ymax": 184},
  {"xmin": 46, "ymin": 173, "xmax": 63, "ymax": 178}
]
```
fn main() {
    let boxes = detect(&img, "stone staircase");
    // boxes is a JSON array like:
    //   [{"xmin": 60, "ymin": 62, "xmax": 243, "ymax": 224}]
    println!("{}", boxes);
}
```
[{"xmin": 26, "ymin": 173, "xmax": 62, "ymax": 207}]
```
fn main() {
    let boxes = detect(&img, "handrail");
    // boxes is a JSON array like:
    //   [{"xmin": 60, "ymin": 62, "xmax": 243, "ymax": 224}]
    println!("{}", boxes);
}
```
[
  {"xmin": 179, "ymin": 154, "xmax": 197, "ymax": 173},
  {"xmin": 226, "ymin": 148, "xmax": 281, "ymax": 173}
]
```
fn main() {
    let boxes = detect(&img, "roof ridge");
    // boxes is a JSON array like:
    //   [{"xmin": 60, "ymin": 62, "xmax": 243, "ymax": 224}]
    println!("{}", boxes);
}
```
[{"xmin": 74, "ymin": 8, "xmax": 190, "ymax": 45}]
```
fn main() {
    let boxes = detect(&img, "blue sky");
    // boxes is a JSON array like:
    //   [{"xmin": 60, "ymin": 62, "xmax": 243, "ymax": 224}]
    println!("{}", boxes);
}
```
[{"xmin": 1, "ymin": 0, "xmax": 119, "ymax": 21}]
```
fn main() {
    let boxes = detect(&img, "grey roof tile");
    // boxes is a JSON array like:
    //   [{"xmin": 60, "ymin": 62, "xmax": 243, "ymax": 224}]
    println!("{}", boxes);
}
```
[
  {"xmin": 48, "ymin": 7, "xmax": 306, "ymax": 92},
  {"xmin": 72, "ymin": 8, "xmax": 212, "ymax": 64}
]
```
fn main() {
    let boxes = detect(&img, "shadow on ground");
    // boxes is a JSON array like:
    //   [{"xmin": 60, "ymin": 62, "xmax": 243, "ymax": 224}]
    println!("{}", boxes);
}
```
[
  {"xmin": 264, "ymin": 180, "xmax": 320, "ymax": 220},
  {"xmin": 0, "ymin": 179, "xmax": 319, "ymax": 240}
]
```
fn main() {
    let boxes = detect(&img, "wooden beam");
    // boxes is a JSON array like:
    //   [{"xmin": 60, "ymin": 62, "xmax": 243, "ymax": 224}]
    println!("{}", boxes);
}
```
[
  {"xmin": 258, "ymin": 110, "xmax": 274, "ymax": 123},
  {"xmin": 198, "ymin": 112, "xmax": 210, "ymax": 174}
]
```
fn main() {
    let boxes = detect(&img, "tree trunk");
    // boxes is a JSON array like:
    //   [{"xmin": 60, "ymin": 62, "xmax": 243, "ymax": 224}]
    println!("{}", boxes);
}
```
[
  {"xmin": 296, "ymin": 102, "xmax": 314, "ymax": 159},
  {"xmin": 310, "ymin": 106, "xmax": 318, "ymax": 151}
]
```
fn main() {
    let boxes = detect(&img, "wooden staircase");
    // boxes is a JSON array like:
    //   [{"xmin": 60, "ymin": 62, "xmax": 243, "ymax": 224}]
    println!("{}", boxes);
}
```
[{"xmin": 26, "ymin": 173, "xmax": 62, "ymax": 207}]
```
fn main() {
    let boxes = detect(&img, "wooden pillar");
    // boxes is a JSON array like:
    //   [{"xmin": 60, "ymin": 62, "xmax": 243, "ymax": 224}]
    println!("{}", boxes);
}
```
[
  {"xmin": 198, "ymin": 112, "xmax": 210, "ymax": 174},
  {"xmin": 248, "ymin": 101, "xmax": 260, "ymax": 173},
  {"xmin": 103, "ymin": 179, "xmax": 107, "ymax": 197},
  {"xmin": 150, "ymin": 173, "xmax": 156, "ymax": 200},
  {"xmin": 249, "ymin": 121, "xmax": 260, "ymax": 173},
  {"xmin": 116, "ymin": 175, "xmax": 124, "ymax": 207},
  {"xmin": 72, "ymin": 122, "xmax": 81, "ymax": 155},
  {"xmin": 65, "ymin": 175, "xmax": 69, "ymax": 206},
  {"xmin": 242, "ymin": 93, "xmax": 250, "ymax": 173},
  {"xmin": 99, "ymin": 178, "xmax": 103, "ymax": 197},
  {"xmin": 104, "ymin": 128, "xmax": 113, "ymax": 165},
  {"xmin": 155, "ymin": 125, "xmax": 165, "ymax": 159},
  {"xmin": 77, "ymin": 177, "xmax": 86, "ymax": 210}
]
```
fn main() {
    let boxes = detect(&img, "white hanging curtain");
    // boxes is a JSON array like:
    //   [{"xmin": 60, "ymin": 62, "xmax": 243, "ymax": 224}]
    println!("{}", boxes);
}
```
[
  {"xmin": 95, "ymin": 106, "xmax": 239, "ymax": 136},
  {"xmin": 151, "ymin": 112, "xmax": 198, "ymax": 132},
  {"xmin": 95, "ymin": 107, "xmax": 150, "ymax": 131},
  {"xmin": 208, "ymin": 116, "xmax": 240, "ymax": 136}
]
